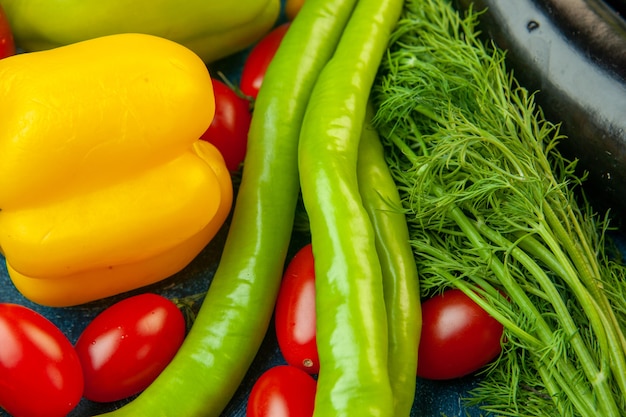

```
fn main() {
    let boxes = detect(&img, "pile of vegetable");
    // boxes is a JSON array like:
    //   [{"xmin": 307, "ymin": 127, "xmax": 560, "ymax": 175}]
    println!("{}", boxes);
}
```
[{"xmin": 2, "ymin": 0, "xmax": 626, "ymax": 415}]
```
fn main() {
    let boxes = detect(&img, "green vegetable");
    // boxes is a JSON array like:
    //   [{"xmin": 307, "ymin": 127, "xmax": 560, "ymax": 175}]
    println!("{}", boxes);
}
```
[
  {"xmin": 297, "ymin": 0, "xmax": 404, "ymax": 414},
  {"xmin": 0, "ymin": 0, "xmax": 280, "ymax": 63},
  {"xmin": 455, "ymin": 0, "xmax": 626, "ymax": 216},
  {"xmin": 371, "ymin": 0, "xmax": 626, "ymax": 416},
  {"xmin": 95, "ymin": 0, "xmax": 358, "ymax": 414},
  {"xmin": 357, "ymin": 105, "xmax": 421, "ymax": 416}
]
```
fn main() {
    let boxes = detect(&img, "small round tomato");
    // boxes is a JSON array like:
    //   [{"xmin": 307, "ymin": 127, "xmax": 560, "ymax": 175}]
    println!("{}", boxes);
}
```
[
  {"xmin": 239, "ymin": 23, "xmax": 290, "ymax": 99},
  {"xmin": 74, "ymin": 293, "xmax": 185, "ymax": 402},
  {"xmin": 0, "ymin": 3, "xmax": 15, "ymax": 59},
  {"xmin": 200, "ymin": 78, "xmax": 252, "ymax": 171},
  {"xmin": 246, "ymin": 365, "xmax": 317, "ymax": 417},
  {"xmin": 417, "ymin": 289, "xmax": 504, "ymax": 380},
  {"xmin": 275, "ymin": 243, "xmax": 319, "ymax": 375},
  {"xmin": 0, "ymin": 303, "xmax": 83, "ymax": 417}
]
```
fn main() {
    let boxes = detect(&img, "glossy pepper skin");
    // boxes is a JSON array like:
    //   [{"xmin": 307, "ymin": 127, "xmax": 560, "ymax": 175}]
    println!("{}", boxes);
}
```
[
  {"xmin": 298, "ymin": 0, "xmax": 404, "ymax": 414},
  {"xmin": 357, "ymin": 107, "xmax": 421, "ymax": 417},
  {"xmin": 0, "ymin": 33, "xmax": 232, "ymax": 307},
  {"xmin": 0, "ymin": 0, "xmax": 280, "ymax": 63}
]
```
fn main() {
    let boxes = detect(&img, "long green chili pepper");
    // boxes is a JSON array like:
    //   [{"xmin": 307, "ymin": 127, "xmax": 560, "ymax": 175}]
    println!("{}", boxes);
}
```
[
  {"xmin": 357, "ymin": 106, "xmax": 421, "ymax": 416},
  {"xmin": 297, "ymin": 0, "xmax": 404, "ymax": 414},
  {"xmin": 96, "ymin": 0, "xmax": 358, "ymax": 415}
]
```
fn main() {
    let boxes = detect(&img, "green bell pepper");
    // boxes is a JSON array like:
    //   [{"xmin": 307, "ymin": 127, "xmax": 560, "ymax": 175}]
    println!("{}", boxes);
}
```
[{"xmin": 0, "ymin": 0, "xmax": 280, "ymax": 63}]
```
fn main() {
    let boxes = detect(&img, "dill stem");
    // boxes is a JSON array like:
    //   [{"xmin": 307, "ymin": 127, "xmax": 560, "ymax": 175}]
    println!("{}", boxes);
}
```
[
  {"xmin": 514, "ymin": 231, "xmax": 613, "ymax": 364},
  {"xmin": 387, "ymin": 129, "xmax": 424, "ymax": 161},
  {"xmin": 534, "ymin": 365, "xmax": 565, "ymax": 416},
  {"xmin": 424, "ymin": 178, "xmax": 611, "ymax": 415},
  {"xmin": 546, "ymin": 196, "xmax": 602, "ymax": 277},
  {"xmin": 543, "ymin": 200, "xmax": 605, "ymax": 303},
  {"xmin": 527, "ymin": 205, "xmax": 626, "ymax": 399},
  {"xmin": 475, "ymin": 220, "xmax": 620, "ymax": 416},
  {"xmin": 537, "ymin": 361, "xmax": 596, "ymax": 417},
  {"xmin": 544, "ymin": 200, "xmax": 626, "ymax": 355}
]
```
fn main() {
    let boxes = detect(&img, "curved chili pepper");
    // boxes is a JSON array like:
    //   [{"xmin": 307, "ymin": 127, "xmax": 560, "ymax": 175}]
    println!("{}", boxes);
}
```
[
  {"xmin": 357, "ymin": 106, "xmax": 421, "ymax": 416},
  {"xmin": 297, "ymin": 0, "xmax": 404, "ymax": 414},
  {"xmin": 96, "ymin": 0, "xmax": 358, "ymax": 415}
]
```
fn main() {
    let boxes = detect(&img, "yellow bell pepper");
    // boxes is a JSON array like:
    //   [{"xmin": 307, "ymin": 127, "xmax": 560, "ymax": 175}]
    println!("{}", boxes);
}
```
[{"xmin": 0, "ymin": 33, "xmax": 233, "ymax": 307}]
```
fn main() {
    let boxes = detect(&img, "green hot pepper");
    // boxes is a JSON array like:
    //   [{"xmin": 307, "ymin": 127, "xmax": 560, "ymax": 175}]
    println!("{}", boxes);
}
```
[
  {"xmin": 96, "ymin": 0, "xmax": 358, "ymax": 415},
  {"xmin": 357, "ymin": 107, "xmax": 421, "ymax": 416},
  {"xmin": 298, "ymin": 0, "xmax": 404, "ymax": 415},
  {"xmin": 0, "ymin": 0, "xmax": 280, "ymax": 63}
]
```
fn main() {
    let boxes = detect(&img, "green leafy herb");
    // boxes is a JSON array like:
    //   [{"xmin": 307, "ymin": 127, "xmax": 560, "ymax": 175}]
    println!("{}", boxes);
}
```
[{"xmin": 371, "ymin": 0, "xmax": 626, "ymax": 415}]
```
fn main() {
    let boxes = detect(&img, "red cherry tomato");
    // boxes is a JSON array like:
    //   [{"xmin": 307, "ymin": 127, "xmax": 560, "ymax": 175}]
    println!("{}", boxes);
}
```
[
  {"xmin": 0, "ymin": 3, "xmax": 15, "ymax": 59},
  {"xmin": 417, "ymin": 289, "xmax": 504, "ymax": 380},
  {"xmin": 275, "ymin": 243, "xmax": 319, "ymax": 375},
  {"xmin": 239, "ymin": 23, "xmax": 290, "ymax": 99},
  {"xmin": 246, "ymin": 365, "xmax": 317, "ymax": 417},
  {"xmin": 74, "ymin": 293, "xmax": 185, "ymax": 402},
  {"xmin": 200, "ymin": 78, "xmax": 252, "ymax": 171},
  {"xmin": 0, "ymin": 303, "xmax": 83, "ymax": 417}
]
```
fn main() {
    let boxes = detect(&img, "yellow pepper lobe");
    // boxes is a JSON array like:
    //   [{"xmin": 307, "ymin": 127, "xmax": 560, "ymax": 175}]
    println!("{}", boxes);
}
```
[
  {"xmin": 0, "ymin": 33, "xmax": 216, "ymax": 208},
  {"xmin": 0, "ymin": 33, "xmax": 233, "ymax": 307}
]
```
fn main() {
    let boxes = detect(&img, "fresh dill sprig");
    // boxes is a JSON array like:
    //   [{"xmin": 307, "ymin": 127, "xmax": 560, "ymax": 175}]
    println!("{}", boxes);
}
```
[{"xmin": 371, "ymin": 0, "xmax": 626, "ymax": 415}]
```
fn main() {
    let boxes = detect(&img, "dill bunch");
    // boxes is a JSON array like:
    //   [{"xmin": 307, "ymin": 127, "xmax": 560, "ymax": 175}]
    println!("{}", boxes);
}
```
[{"xmin": 371, "ymin": 0, "xmax": 626, "ymax": 415}]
